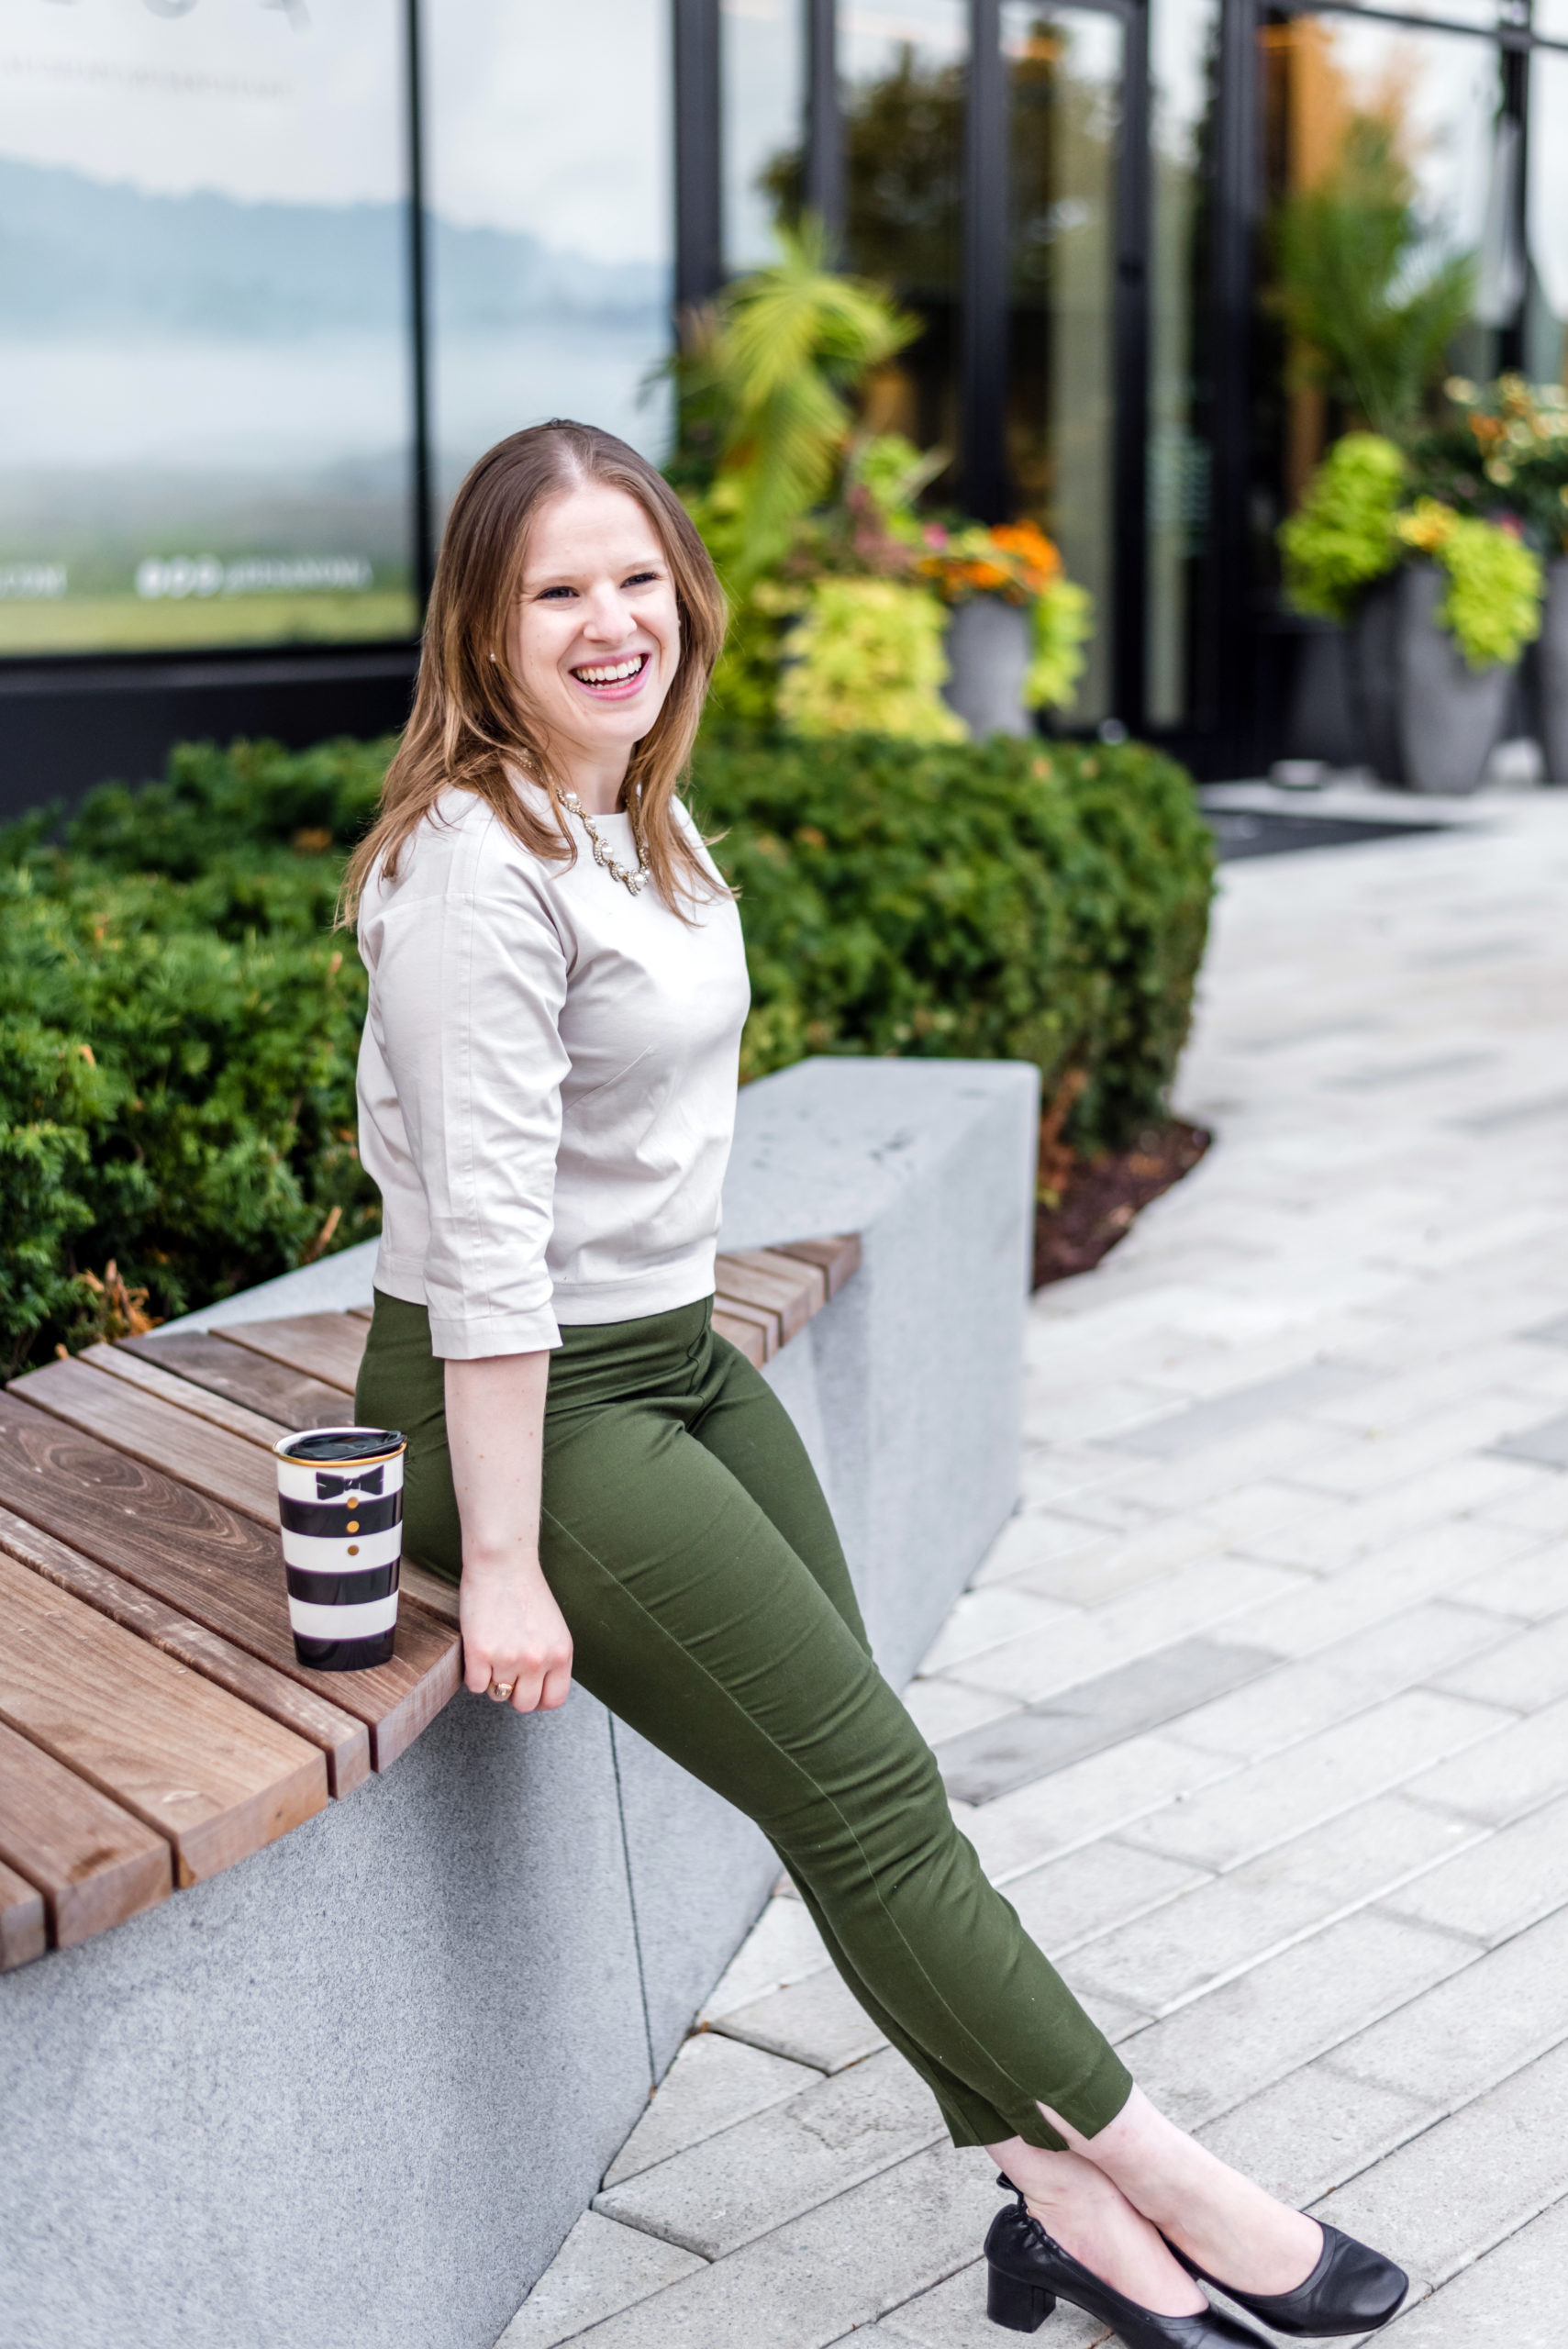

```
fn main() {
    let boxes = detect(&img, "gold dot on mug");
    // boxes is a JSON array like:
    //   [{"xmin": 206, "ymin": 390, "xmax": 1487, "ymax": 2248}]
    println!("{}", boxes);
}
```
[
  {"xmin": 348, "ymin": 1544, "xmax": 360, "ymax": 1555},
  {"xmin": 346, "ymin": 1520, "xmax": 360, "ymax": 1532}
]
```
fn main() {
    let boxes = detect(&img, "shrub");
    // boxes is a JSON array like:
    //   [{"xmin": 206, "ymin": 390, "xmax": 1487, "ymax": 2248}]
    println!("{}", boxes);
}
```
[
  {"xmin": 1278, "ymin": 431, "xmax": 1406, "ymax": 620},
  {"xmin": 1, "ymin": 727, "xmax": 1214, "ymax": 1371},
  {"xmin": 776, "ymin": 579, "xmax": 967, "ymax": 742},
  {"xmin": 693, "ymin": 729, "xmax": 1215, "ymax": 1149}
]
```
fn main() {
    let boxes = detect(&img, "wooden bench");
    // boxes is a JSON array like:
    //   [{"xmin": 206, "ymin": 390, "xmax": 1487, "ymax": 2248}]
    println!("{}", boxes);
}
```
[{"xmin": 0, "ymin": 1238, "xmax": 858, "ymax": 1970}]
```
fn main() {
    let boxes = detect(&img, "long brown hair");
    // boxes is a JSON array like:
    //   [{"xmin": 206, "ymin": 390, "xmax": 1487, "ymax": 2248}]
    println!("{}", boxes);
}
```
[{"xmin": 341, "ymin": 419, "xmax": 728, "ymax": 922}]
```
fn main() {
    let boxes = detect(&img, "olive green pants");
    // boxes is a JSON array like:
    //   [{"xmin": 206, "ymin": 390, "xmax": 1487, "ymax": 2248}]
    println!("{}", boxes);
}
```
[{"xmin": 357, "ymin": 1289, "xmax": 1131, "ymax": 2151}]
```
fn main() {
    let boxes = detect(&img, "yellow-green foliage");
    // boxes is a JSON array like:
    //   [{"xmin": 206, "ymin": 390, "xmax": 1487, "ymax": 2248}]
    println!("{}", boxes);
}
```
[
  {"xmin": 1278, "ymin": 432, "xmax": 1406, "ymax": 620},
  {"xmin": 1025, "ymin": 580, "xmax": 1095, "ymax": 711},
  {"xmin": 777, "ymin": 579, "xmax": 968, "ymax": 742},
  {"xmin": 1396, "ymin": 498, "xmax": 1543, "ymax": 669}
]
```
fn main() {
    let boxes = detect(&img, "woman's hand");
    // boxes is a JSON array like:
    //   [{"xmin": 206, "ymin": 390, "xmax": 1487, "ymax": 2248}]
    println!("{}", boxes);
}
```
[
  {"xmin": 444, "ymin": 1348, "xmax": 573, "ymax": 1712},
  {"xmin": 459, "ymin": 1553, "xmax": 573, "ymax": 1713}
]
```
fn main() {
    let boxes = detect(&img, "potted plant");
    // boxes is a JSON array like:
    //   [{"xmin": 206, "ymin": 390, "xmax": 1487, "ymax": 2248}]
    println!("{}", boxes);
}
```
[
  {"xmin": 1410, "ymin": 375, "xmax": 1568, "ymax": 783},
  {"xmin": 1280, "ymin": 432, "xmax": 1543, "ymax": 794},
  {"xmin": 667, "ymin": 231, "xmax": 1094, "ymax": 741}
]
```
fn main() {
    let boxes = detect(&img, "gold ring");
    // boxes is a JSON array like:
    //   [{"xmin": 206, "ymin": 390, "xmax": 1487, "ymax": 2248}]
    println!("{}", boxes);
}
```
[{"xmin": 490, "ymin": 1680, "xmax": 515, "ymax": 1703}]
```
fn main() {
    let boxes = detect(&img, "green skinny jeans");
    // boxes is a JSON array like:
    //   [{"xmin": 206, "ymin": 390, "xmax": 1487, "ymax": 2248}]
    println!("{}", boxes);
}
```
[{"xmin": 357, "ymin": 1289, "xmax": 1132, "ymax": 2151}]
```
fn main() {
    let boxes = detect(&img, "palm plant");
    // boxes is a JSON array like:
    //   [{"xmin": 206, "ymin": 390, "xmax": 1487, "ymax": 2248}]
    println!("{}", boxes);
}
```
[
  {"xmin": 676, "ymin": 221, "xmax": 917, "ymax": 589},
  {"xmin": 1273, "ymin": 117, "xmax": 1475, "ymax": 439}
]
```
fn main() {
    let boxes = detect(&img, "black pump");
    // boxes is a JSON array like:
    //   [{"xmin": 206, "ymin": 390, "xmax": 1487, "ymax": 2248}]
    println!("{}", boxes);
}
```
[
  {"xmin": 984, "ymin": 2176, "xmax": 1271, "ymax": 2346},
  {"xmin": 1165, "ymin": 2220, "xmax": 1408, "ymax": 2337}
]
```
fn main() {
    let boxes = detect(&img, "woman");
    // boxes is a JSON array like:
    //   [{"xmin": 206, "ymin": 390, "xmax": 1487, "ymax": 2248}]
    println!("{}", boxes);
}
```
[{"xmin": 348, "ymin": 419, "xmax": 1407, "ymax": 2346}]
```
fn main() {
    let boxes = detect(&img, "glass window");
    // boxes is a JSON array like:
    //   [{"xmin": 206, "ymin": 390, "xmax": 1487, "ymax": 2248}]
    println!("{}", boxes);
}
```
[
  {"xmin": 0, "ymin": 0, "xmax": 414, "ymax": 658},
  {"xmin": 840, "ymin": 0, "xmax": 968, "ymax": 471},
  {"xmin": 423, "ymin": 2, "xmax": 674, "ymax": 506},
  {"xmin": 1527, "ymin": 50, "xmax": 1568, "ymax": 383},
  {"xmin": 1259, "ymin": 17, "xmax": 1502, "ymax": 532},
  {"xmin": 1004, "ymin": 2, "xmax": 1124, "ymax": 726},
  {"xmin": 722, "ymin": 0, "xmax": 807, "ymax": 273},
  {"xmin": 1147, "ymin": 0, "xmax": 1218, "ymax": 729}
]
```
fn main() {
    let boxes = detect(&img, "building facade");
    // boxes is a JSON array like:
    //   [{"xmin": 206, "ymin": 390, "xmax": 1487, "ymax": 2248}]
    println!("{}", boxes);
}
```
[{"xmin": 0, "ymin": 0, "xmax": 1562, "ymax": 807}]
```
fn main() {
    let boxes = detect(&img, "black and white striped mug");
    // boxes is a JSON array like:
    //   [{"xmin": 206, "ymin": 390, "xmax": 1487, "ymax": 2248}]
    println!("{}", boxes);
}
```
[{"xmin": 273, "ymin": 1427, "xmax": 407, "ymax": 1670}]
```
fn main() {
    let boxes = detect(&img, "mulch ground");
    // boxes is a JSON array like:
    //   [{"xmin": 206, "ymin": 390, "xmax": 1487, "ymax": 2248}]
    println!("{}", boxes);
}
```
[{"xmin": 1033, "ymin": 1119, "xmax": 1211, "ymax": 1290}]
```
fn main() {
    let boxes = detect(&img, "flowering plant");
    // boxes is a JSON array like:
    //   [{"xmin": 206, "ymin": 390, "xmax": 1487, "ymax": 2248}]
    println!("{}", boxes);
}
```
[{"xmin": 1406, "ymin": 375, "xmax": 1568, "ymax": 552}]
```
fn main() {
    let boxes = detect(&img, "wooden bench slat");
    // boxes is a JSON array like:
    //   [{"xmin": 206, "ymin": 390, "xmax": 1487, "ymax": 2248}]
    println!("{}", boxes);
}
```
[
  {"xmin": 715, "ymin": 1251, "xmax": 824, "ymax": 1342},
  {"xmin": 0, "ymin": 1718, "xmax": 171, "ymax": 1950},
  {"xmin": 771, "ymin": 1235, "xmax": 862, "ymax": 1297},
  {"xmin": 220, "ymin": 1314, "xmax": 368, "ymax": 1395},
  {"xmin": 711, "ymin": 1308, "xmax": 769, "ymax": 1368},
  {"xmin": 0, "ymin": 1856, "xmax": 47, "ymax": 1972},
  {"xmin": 0, "ymin": 1395, "xmax": 459, "ymax": 1771},
  {"xmin": 0, "ymin": 1550, "xmax": 326, "ymax": 1889},
  {"xmin": 0, "ymin": 1502, "xmax": 369, "ymax": 1797},
  {"xmin": 82, "ymin": 1341, "xmax": 289, "ymax": 1449},
  {"xmin": 13, "ymin": 1356, "xmax": 281, "ymax": 1529},
  {"xmin": 121, "ymin": 1331, "xmax": 352, "ymax": 1432}
]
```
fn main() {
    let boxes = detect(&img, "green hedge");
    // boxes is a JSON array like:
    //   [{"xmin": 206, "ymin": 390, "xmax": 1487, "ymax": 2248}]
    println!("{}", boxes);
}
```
[{"xmin": 0, "ymin": 729, "xmax": 1213, "ymax": 1372}]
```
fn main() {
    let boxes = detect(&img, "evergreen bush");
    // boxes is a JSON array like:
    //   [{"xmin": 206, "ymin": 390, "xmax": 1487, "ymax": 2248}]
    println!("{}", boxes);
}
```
[{"xmin": 2, "ymin": 728, "xmax": 1214, "ymax": 1370}]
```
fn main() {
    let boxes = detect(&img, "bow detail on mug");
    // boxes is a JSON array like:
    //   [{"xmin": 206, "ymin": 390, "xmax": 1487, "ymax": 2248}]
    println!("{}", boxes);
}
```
[{"xmin": 315, "ymin": 1465, "xmax": 384, "ymax": 1499}]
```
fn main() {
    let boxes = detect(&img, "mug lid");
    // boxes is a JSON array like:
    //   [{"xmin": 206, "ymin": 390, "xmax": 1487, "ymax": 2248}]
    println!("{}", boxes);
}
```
[{"xmin": 274, "ymin": 1426, "xmax": 406, "ymax": 1466}]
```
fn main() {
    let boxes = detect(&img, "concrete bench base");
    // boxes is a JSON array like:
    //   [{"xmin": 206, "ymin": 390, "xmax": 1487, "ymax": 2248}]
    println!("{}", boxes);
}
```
[{"xmin": 0, "ymin": 1058, "xmax": 1036, "ymax": 2349}]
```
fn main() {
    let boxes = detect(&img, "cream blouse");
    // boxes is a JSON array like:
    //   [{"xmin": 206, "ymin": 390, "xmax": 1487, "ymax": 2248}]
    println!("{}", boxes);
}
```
[{"xmin": 356, "ymin": 784, "xmax": 751, "ymax": 1360}]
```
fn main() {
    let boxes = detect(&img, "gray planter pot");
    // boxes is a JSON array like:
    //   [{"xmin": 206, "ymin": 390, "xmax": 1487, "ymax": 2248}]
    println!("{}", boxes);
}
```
[
  {"xmin": 1396, "ymin": 561, "xmax": 1514, "ymax": 796},
  {"xmin": 942, "ymin": 597, "xmax": 1032, "ymax": 739},
  {"xmin": 1540, "ymin": 556, "xmax": 1568, "ymax": 785},
  {"xmin": 1348, "ymin": 572, "xmax": 1404, "ymax": 784}
]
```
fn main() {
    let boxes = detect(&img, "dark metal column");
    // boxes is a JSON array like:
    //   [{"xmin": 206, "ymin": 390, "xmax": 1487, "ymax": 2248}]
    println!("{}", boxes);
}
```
[
  {"xmin": 1209, "ymin": 0, "xmax": 1260, "ymax": 770},
  {"xmin": 806, "ymin": 0, "xmax": 845, "ymax": 242},
  {"xmin": 675, "ymin": 0, "xmax": 724, "ymax": 309},
  {"xmin": 963, "ymin": 0, "xmax": 1009, "ymax": 521},
  {"xmin": 404, "ymin": 0, "xmax": 435, "ymax": 610},
  {"xmin": 1111, "ymin": 0, "xmax": 1151, "ymax": 729}
]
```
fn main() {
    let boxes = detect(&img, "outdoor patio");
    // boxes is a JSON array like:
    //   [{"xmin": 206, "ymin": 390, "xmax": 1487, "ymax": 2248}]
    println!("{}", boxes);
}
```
[{"xmin": 511, "ymin": 788, "xmax": 1568, "ymax": 2349}]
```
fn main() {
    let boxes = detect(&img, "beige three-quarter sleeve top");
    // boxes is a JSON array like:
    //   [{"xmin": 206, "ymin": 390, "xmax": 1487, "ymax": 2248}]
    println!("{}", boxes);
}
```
[{"xmin": 355, "ymin": 782, "xmax": 751, "ymax": 1360}]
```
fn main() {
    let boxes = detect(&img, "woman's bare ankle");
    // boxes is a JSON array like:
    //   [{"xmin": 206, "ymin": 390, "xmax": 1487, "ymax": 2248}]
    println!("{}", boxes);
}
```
[
  {"xmin": 985, "ymin": 2139, "xmax": 1207, "ymax": 2318},
  {"xmin": 1036, "ymin": 2088, "xmax": 1323, "ymax": 2297}
]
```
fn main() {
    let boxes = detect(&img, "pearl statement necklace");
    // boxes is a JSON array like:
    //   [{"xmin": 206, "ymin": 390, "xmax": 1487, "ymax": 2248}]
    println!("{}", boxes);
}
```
[{"xmin": 560, "ymin": 790, "xmax": 650, "ymax": 897}]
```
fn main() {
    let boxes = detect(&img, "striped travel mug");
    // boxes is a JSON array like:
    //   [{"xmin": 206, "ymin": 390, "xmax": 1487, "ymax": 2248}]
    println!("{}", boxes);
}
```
[{"xmin": 273, "ymin": 1427, "xmax": 407, "ymax": 1670}]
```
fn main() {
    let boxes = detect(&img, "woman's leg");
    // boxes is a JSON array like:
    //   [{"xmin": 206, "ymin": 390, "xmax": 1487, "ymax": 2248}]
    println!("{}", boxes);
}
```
[{"xmin": 677, "ymin": 1331, "xmax": 1321, "ymax": 2309}]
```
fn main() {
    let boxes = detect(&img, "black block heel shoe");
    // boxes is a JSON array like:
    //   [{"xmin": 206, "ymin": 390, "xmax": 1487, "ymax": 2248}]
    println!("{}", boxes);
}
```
[
  {"xmin": 985, "ymin": 2177, "xmax": 1270, "ymax": 2346},
  {"xmin": 1166, "ymin": 2221, "xmax": 1408, "ymax": 2337}
]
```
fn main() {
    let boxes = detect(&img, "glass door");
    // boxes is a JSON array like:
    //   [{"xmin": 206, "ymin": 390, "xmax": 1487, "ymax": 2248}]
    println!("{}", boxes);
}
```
[{"xmin": 1002, "ymin": 1, "xmax": 1129, "ymax": 725}]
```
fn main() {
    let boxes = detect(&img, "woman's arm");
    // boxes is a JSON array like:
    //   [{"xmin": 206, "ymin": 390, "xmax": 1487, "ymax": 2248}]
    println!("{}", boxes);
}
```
[{"xmin": 445, "ymin": 1353, "xmax": 573, "ymax": 1712}]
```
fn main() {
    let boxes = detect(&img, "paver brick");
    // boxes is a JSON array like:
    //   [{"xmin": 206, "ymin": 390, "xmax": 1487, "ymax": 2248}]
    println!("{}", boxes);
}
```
[
  {"xmin": 595, "ymin": 2047, "xmax": 942, "ymax": 2258},
  {"xmin": 900, "ymin": 1677, "xmax": 1021, "ymax": 1747},
  {"xmin": 1448, "ymin": 1542, "xmax": 1568, "ymax": 1621},
  {"xmin": 1371, "ymin": 2193, "xmax": 1568, "ymax": 2346},
  {"xmin": 699, "ymin": 1896, "xmax": 830, "ymax": 2022},
  {"xmin": 1122, "ymin": 1689, "xmax": 1508, "ymax": 1872},
  {"xmin": 1400, "ymin": 1692, "xmax": 1568, "ymax": 1825},
  {"xmin": 933, "ymin": 1637, "xmax": 1277, "ymax": 1803},
  {"xmin": 1003, "ymin": 1838, "xmax": 1209, "ymax": 1958},
  {"xmin": 564, "ymin": 2143, "xmax": 1002, "ymax": 2349},
  {"xmin": 951, "ymin": 1555, "xmax": 1302, "ymax": 1705},
  {"xmin": 605, "ymin": 2032, "xmax": 822, "ymax": 2189},
  {"xmin": 1316, "ymin": 2036, "xmax": 1568, "ymax": 2288},
  {"xmin": 1197, "ymin": 2057, "xmax": 1437, "ymax": 2212},
  {"xmin": 1289, "ymin": 1394, "xmax": 1560, "ymax": 1498},
  {"xmin": 1104, "ymin": 1362, "xmax": 1377, "ymax": 1458},
  {"xmin": 961, "ymin": 1732, "xmax": 1232, "ymax": 1884},
  {"xmin": 916, "ymin": 1585, "xmax": 1074, "ymax": 1675},
  {"xmin": 1436, "ymin": 1609, "xmax": 1568, "ymax": 1711},
  {"xmin": 1241, "ymin": 1457, "xmax": 1537, "ymax": 1572},
  {"xmin": 497, "ymin": 2210, "xmax": 706, "ymax": 2349},
  {"xmin": 876, "ymin": 2257, "xmax": 1111, "ymax": 2346},
  {"xmin": 980, "ymin": 1516, "xmax": 1226, "ymax": 1609},
  {"xmin": 711, "ymin": 1966, "xmax": 888, "ymax": 2073},
  {"xmin": 1381, "ymin": 1789, "xmax": 1568, "ymax": 1943},
  {"xmin": 1121, "ymin": 1908, "xmax": 1475, "ymax": 2131},
  {"xmin": 1169, "ymin": 1601, "xmax": 1509, "ymax": 1759},
  {"xmin": 1334, "ymin": 1901, "xmax": 1568, "ymax": 2110},
  {"xmin": 1070, "ymin": 1794, "xmax": 1477, "ymax": 2015}
]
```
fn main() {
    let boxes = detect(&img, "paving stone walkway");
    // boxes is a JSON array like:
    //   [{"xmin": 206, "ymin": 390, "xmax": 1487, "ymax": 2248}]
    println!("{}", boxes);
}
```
[{"xmin": 504, "ymin": 791, "xmax": 1568, "ymax": 2349}]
